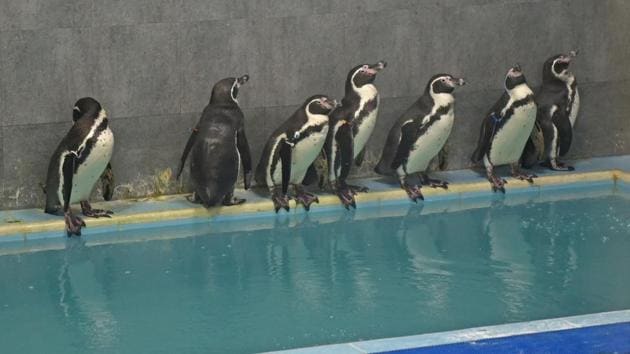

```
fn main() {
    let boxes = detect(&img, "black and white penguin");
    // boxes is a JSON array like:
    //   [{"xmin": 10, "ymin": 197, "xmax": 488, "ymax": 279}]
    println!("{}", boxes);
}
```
[
  {"xmin": 44, "ymin": 97, "xmax": 114, "ymax": 236},
  {"xmin": 176, "ymin": 75, "xmax": 252, "ymax": 207},
  {"xmin": 255, "ymin": 95, "xmax": 337, "ymax": 212},
  {"xmin": 315, "ymin": 61, "xmax": 386, "ymax": 209},
  {"xmin": 521, "ymin": 51, "xmax": 579, "ymax": 170},
  {"xmin": 471, "ymin": 65, "xmax": 537, "ymax": 193},
  {"xmin": 375, "ymin": 74, "xmax": 465, "ymax": 202}
]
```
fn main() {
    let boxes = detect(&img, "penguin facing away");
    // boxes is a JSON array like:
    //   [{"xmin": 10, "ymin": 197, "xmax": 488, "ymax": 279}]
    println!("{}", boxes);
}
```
[
  {"xmin": 45, "ymin": 97, "xmax": 115, "ymax": 236},
  {"xmin": 375, "ymin": 74, "xmax": 466, "ymax": 202},
  {"xmin": 255, "ymin": 95, "xmax": 338, "ymax": 212},
  {"xmin": 308, "ymin": 60, "xmax": 386, "ymax": 209},
  {"xmin": 521, "ymin": 51, "xmax": 579, "ymax": 171},
  {"xmin": 176, "ymin": 75, "xmax": 252, "ymax": 207},
  {"xmin": 471, "ymin": 64, "xmax": 537, "ymax": 193}
]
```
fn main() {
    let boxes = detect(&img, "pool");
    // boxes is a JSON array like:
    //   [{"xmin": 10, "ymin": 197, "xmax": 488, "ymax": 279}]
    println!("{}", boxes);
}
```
[{"xmin": 0, "ymin": 180, "xmax": 629, "ymax": 353}]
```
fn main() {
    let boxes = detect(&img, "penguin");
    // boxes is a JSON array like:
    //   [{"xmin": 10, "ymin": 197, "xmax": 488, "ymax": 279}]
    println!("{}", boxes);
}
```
[
  {"xmin": 521, "ymin": 51, "xmax": 579, "ymax": 170},
  {"xmin": 255, "ymin": 95, "xmax": 338, "ymax": 212},
  {"xmin": 471, "ymin": 64, "xmax": 537, "ymax": 193},
  {"xmin": 307, "ymin": 61, "xmax": 386, "ymax": 209},
  {"xmin": 375, "ymin": 74, "xmax": 466, "ymax": 202},
  {"xmin": 44, "ymin": 97, "xmax": 114, "ymax": 236},
  {"xmin": 176, "ymin": 75, "xmax": 252, "ymax": 207}
]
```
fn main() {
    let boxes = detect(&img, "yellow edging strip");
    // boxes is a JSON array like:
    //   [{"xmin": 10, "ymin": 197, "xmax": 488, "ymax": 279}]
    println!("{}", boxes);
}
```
[{"xmin": 0, "ymin": 170, "xmax": 627, "ymax": 238}]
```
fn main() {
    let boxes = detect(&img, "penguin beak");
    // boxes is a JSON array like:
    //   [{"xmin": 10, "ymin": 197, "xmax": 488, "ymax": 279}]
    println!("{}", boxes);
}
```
[
  {"xmin": 569, "ymin": 49, "xmax": 579, "ymax": 58},
  {"xmin": 322, "ymin": 98, "xmax": 338, "ymax": 110},
  {"xmin": 238, "ymin": 74, "xmax": 250, "ymax": 85},
  {"xmin": 453, "ymin": 77, "xmax": 466, "ymax": 86},
  {"xmin": 366, "ymin": 61, "xmax": 387, "ymax": 75},
  {"xmin": 514, "ymin": 63, "xmax": 522, "ymax": 73}
]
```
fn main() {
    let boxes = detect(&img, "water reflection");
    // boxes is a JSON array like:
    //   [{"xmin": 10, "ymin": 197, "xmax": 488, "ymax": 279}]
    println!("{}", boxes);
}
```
[{"xmin": 0, "ymin": 194, "xmax": 629, "ymax": 353}]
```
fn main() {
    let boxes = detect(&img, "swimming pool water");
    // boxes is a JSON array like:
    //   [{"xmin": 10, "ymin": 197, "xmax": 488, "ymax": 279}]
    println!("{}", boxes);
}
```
[{"xmin": 1, "ymin": 189, "xmax": 629, "ymax": 353}]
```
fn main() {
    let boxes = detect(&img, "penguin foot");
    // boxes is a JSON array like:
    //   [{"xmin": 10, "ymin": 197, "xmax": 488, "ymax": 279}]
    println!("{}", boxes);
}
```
[
  {"xmin": 80, "ymin": 201, "xmax": 113, "ymax": 218},
  {"xmin": 222, "ymin": 196, "xmax": 246, "ymax": 206},
  {"xmin": 64, "ymin": 211, "xmax": 86, "ymax": 237},
  {"xmin": 542, "ymin": 160, "xmax": 575, "ymax": 171},
  {"xmin": 402, "ymin": 184, "xmax": 424, "ymax": 203},
  {"xmin": 489, "ymin": 176, "xmax": 507, "ymax": 193},
  {"xmin": 419, "ymin": 174, "xmax": 449, "ymax": 189},
  {"xmin": 272, "ymin": 193, "xmax": 291, "ymax": 213},
  {"xmin": 294, "ymin": 192, "xmax": 319, "ymax": 211},
  {"xmin": 336, "ymin": 188, "xmax": 357, "ymax": 210},
  {"xmin": 347, "ymin": 184, "xmax": 369, "ymax": 193},
  {"xmin": 511, "ymin": 172, "xmax": 537, "ymax": 183}
]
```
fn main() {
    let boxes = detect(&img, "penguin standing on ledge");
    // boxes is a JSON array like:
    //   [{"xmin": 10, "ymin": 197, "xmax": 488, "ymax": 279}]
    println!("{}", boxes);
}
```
[
  {"xmin": 521, "ymin": 51, "xmax": 580, "ymax": 170},
  {"xmin": 177, "ymin": 75, "xmax": 252, "ymax": 207},
  {"xmin": 255, "ymin": 95, "xmax": 337, "ymax": 212},
  {"xmin": 308, "ymin": 61, "xmax": 386, "ymax": 209},
  {"xmin": 375, "ymin": 74, "xmax": 465, "ymax": 202},
  {"xmin": 472, "ymin": 65, "xmax": 537, "ymax": 193},
  {"xmin": 45, "ymin": 97, "xmax": 114, "ymax": 236}
]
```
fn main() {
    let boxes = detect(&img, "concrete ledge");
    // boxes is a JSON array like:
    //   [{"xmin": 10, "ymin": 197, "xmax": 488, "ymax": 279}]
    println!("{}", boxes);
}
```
[{"xmin": 0, "ymin": 155, "xmax": 628, "ymax": 240}]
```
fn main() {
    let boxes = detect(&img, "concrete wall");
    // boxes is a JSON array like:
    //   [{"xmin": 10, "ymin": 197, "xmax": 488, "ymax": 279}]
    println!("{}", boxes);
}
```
[{"xmin": 1, "ymin": 0, "xmax": 628, "ymax": 209}]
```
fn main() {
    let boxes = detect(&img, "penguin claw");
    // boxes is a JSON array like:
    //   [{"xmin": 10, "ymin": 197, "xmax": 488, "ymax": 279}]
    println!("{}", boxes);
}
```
[
  {"xmin": 489, "ymin": 176, "xmax": 506, "ymax": 193},
  {"xmin": 272, "ymin": 194, "xmax": 291, "ymax": 213},
  {"xmin": 222, "ymin": 197, "xmax": 246, "ymax": 206},
  {"xmin": 348, "ymin": 184, "xmax": 369, "ymax": 193},
  {"xmin": 512, "ymin": 172, "xmax": 537, "ymax": 184},
  {"xmin": 403, "ymin": 184, "xmax": 424, "ymax": 203},
  {"xmin": 294, "ymin": 192, "xmax": 319, "ymax": 211},
  {"xmin": 336, "ymin": 189, "xmax": 356, "ymax": 210},
  {"xmin": 64, "ymin": 212, "xmax": 85, "ymax": 237}
]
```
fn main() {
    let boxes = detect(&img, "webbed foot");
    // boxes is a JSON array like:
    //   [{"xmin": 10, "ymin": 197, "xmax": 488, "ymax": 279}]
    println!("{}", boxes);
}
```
[
  {"xmin": 64, "ymin": 211, "xmax": 86, "ymax": 237},
  {"xmin": 336, "ymin": 187, "xmax": 356, "ymax": 210},
  {"xmin": 294, "ymin": 192, "xmax": 319, "ymax": 211},
  {"xmin": 419, "ymin": 173, "xmax": 449, "ymax": 189},
  {"xmin": 80, "ymin": 201, "xmax": 113, "ymax": 218},
  {"xmin": 272, "ymin": 193, "xmax": 291, "ymax": 213},
  {"xmin": 402, "ymin": 183, "xmax": 424, "ymax": 203}
]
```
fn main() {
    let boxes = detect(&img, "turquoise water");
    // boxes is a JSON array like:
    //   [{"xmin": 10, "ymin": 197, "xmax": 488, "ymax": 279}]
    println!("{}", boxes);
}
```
[{"xmin": 1, "ymin": 189, "xmax": 629, "ymax": 353}]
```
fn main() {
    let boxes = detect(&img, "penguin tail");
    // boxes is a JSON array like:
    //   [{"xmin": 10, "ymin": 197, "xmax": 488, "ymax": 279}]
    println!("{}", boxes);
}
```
[
  {"xmin": 197, "ymin": 187, "xmax": 224, "ymax": 208},
  {"xmin": 374, "ymin": 159, "xmax": 394, "ymax": 176}
]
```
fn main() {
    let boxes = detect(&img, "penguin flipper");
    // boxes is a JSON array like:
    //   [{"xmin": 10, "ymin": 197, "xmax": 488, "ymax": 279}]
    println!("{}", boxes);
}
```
[
  {"xmin": 335, "ymin": 123, "xmax": 354, "ymax": 183},
  {"xmin": 354, "ymin": 148, "xmax": 366, "ymax": 167},
  {"xmin": 176, "ymin": 127, "xmax": 199, "ymax": 180},
  {"xmin": 302, "ymin": 163, "xmax": 319, "ymax": 186},
  {"xmin": 553, "ymin": 111, "xmax": 572, "ymax": 156},
  {"xmin": 279, "ymin": 139, "xmax": 292, "ymax": 195},
  {"xmin": 237, "ymin": 125, "xmax": 253, "ymax": 189},
  {"xmin": 391, "ymin": 121, "xmax": 418, "ymax": 172},
  {"xmin": 471, "ymin": 114, "xmax": 495, "ymax": 163},
  {"xmin": 100, "ymin": 163, "xmax": 114, "ymax": 201}
]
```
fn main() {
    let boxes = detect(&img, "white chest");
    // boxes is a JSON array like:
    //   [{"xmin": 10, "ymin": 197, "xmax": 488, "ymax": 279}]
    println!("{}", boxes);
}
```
[
  {"xmin": 289, "ymin": 125, "xmax": 329, "ymax": 183},
  {"xmin": 353, "ymin": 85, "xmax": 379, "ymax": 157},
  {"xmin": 489, "ymin": 102, "xmax": 536, "ymax": 166},
  {"xmin": 404, "ymin": 110, "xmax": 454, "ymax": 174},
  {"xmin": 65, "ymin": 127, "xmax": 115, "ymax": 203}
]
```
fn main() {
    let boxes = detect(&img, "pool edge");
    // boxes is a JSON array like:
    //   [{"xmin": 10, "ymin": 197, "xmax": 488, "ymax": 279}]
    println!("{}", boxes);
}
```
[
  {"xmin": 0, "ymin": 167, "xmax": 628, "ymax": 239},
  {"xmin": 262, "ymin": 310, "xmax": 630, "ymax": 354}
]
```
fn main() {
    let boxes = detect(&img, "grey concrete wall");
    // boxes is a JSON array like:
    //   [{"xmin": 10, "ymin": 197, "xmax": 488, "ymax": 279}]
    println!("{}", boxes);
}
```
[{"xmin": 1, "ymin": 0, "xmax": 628, "ymax": 209}]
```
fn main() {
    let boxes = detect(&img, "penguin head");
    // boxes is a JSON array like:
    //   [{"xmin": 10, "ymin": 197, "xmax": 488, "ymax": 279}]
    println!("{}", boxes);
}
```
[
  {"xmin": 305, "ymin": 95, "xmax": 338, "ymax": 116},
  {"xmin": 427, "ymin": 74, "xmax": 466, "ymax": 95},
  {"xmin": 544, "ymin": 50, "xmax": 578, "ymax": 83},
  {"xmin": 210, "ymin": 74, "xmax": 249, "ymax": 105},
  {"xmin": 505, "ymin": 64, "xmax": 527, "ymax": 91},
  {"xmin": 72, "ymin": 97, "xmax": 104, "ymax": 122},
  {"xmin": 347, "ymin": 60, "xmax": 387, "ymax": 91}
]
